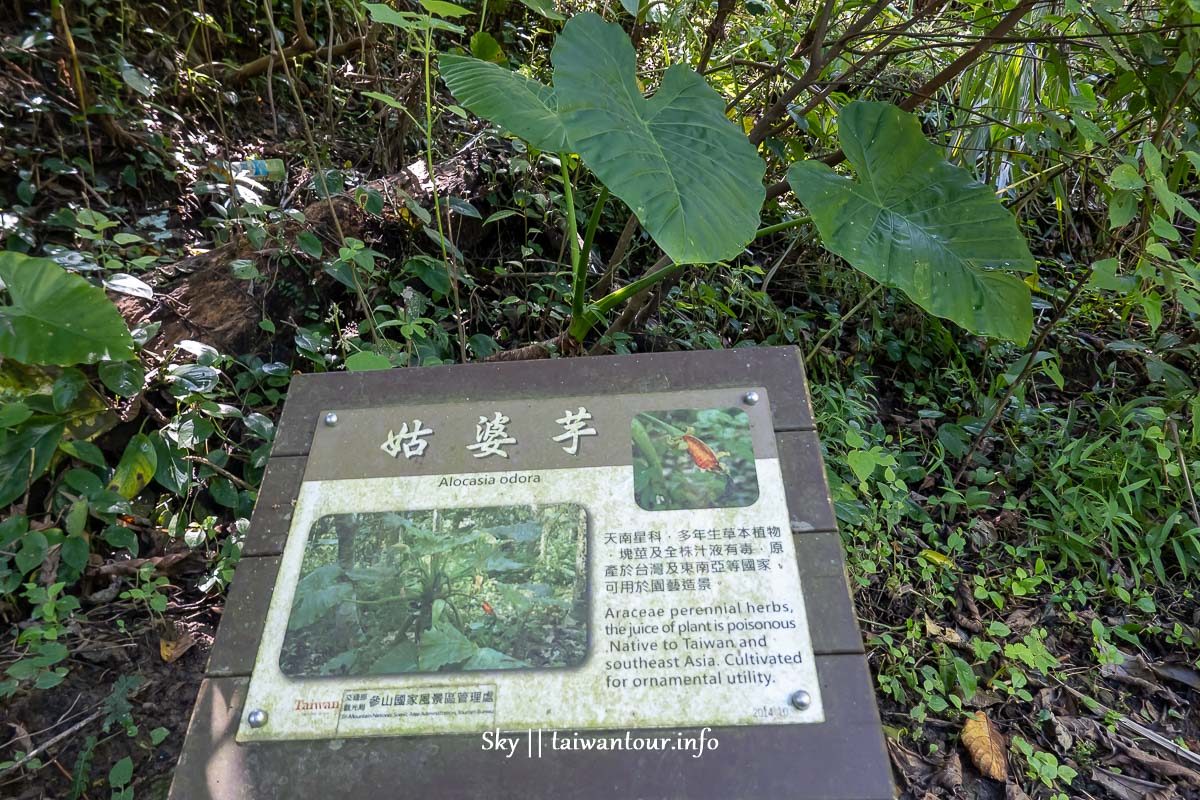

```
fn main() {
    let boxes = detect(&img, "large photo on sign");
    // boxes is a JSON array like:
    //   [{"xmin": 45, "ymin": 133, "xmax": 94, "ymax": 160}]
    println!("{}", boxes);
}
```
[{"xmin": 280, "ymin": 505, "xmax": 589, "ymax": 677}]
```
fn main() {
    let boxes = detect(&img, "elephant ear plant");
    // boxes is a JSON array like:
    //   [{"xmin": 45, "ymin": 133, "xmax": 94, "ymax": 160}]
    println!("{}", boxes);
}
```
[
  {"xmin": 788, "ymin": 102, "xmax": 1036, "ymax": 343},
  {"xmin": 436, "ymin": 12, "xmax": 1036, "ymax": 348},
  {"xmin": 439, "ymin": 12, "xmax": 767, "ymax": 343}
]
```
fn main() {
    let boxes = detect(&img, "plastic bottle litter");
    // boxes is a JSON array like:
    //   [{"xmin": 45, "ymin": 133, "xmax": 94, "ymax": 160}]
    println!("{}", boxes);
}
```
[{"xmin": 211, "ymin": 158, "xmax": 286, "ymax": 182}]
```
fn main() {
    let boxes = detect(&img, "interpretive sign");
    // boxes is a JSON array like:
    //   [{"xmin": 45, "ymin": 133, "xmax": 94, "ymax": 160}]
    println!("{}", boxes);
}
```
[
  {"xmin": 170, "ymin": 348, "xmax": 893, "ymax": 800},
  {"xmin": 240, "ymin": 387, "xmax": 821, "ymax": 740}
]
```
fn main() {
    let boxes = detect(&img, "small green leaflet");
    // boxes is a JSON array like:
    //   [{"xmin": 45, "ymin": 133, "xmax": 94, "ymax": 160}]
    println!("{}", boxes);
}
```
[
  {"xmin": 419, "ymin": 0, "xmax": 470, "ymax": 17},
  {"xmin": 362, "ymin": 91, "xmax": 405, "ymax": 109},
  {"xmin": 345, "ymin": 351, "xmax": 393, "ymax": 371},
  {"xmin": 518, "ymin": 0, "xmax": 564, "ymax": 20}
]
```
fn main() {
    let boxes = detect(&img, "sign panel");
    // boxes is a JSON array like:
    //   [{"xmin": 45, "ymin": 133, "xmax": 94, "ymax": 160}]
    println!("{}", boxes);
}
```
[{"xmin": 239, "ymin": 387, "xmax": 823, "ymax": 741}]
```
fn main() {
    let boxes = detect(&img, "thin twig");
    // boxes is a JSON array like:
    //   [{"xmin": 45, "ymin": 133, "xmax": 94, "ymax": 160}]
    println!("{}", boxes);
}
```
[
  {"xmin": 953, "ymin": 264, "xmax": 1094, "ymax": 485},
  {"xmin": 0, "ymin": 711, "xmax": 102, "ymax": 778},
  {"xmin": 1167, "ymin": 419, "xmax": 1200, "ymax": 528},
  {"xmin": 183, "ymin": 455, "xmax": 252, "ymax": 490},
  {"xmin": 806, "ymin": 284, "xmax": 883, "ymax": 363}
]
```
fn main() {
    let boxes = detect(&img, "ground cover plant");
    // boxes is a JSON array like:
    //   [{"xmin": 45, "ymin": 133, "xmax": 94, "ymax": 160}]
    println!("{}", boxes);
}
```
[{"xmin": 0, "ymin": 0, "xmax": 1198, "ymax": 797}]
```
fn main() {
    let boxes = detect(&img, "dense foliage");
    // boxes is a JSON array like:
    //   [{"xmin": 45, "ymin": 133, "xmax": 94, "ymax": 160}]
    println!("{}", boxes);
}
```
[
  {"xmin": 1, "ymin": 0, "xmax": 1198, "ymax": 797},
  {"xmin": 279, "ymin": 506, "xmax": 587, "ymax": 676}
]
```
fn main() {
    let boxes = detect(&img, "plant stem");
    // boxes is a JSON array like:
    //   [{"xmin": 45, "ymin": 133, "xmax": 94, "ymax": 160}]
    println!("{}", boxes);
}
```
[
  {"xmin": 579, "ymin": 186, "xmax": 609, "ymax": 281},
  {"xmin": 424, "ymin": 22, "xmax": 469, "ymax": 362},
  {"xmin": 806, "ymin": 284, "xmax": 882, "ymax": 363},
  {"xmin": 569, "ymin": 256, "xmax": 684, "ymax": 342},
  {"xmin": 755, "ymin": 215, "xmax": 812, "ymax": 238},
  {"xmin": 638, "ymin": 413, "xmax": 687, "ymax": 437},
  {"xmin": 261, "ymin": 0, "xmax": 379, "ymax": 343},
  {"xmin": 595, "ymin": 258, "xmax": 681, "ymax": 315},
  {"xmin": 1167, "ymin": 419, "xmax": 1200, "ymax": 528},
  {"xmin": 952, "ymin": 264, "xmax": 1095, "ymax": 486},
  {"xmin": 561, "ymin": 155, "xmax": 585, "ymax": 324}
]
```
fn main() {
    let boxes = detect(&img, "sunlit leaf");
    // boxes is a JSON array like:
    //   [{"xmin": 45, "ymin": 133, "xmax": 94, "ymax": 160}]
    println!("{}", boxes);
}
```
[
  {"xmin": 362, "ymin": 90, "xmax": 405, "ymax": 109},
  {"xmin": 106, "ymin": 433, "xmax": 158, "ymax": 499},
  {"xmin": 440, "ymin": 55, "xmax": 568, "ymax": 152},
  {"xmin": 346, "ymin": 351, "xmax": 392, "ymax": 371},
  {"xmin": 789, "ymin": 101, "xmax": 1034, "ymax": 343},
  {"xmin": 103, "ymin": 273, "xmax": 154, "ymax": 300},
  {"xmin": 552, "ymin": 13, "xmax": 766, "ymax": 264},
  {"xmin": 469, "ymin": 31, "xmax": 505, "ymax": 63},
  {"xmin": 0, "ymin": 252, "xmax": 135, "ymax": 365},
  {"xmin": 419, "ymin": 0, "xmax": 470, "ymax": 16}
]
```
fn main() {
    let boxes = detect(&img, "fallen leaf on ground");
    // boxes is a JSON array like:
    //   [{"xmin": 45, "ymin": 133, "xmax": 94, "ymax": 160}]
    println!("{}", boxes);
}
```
[
  {"xmin": 10, "ymin": 722, "xmax": 32, "ymax": 753},
  {"xmin": 962, "ymin": 710, "xmax": 1007, "ymax": 781},
  {"xmin": 1091, "ymin": 767, "xmax": 1180, "ymax": 799},
  {"xmin": 1114, "ymin": 740, "xmax": 1200, "ymax": 787},
  {"xmin": 160, "ymin": 627, "xmax": 197, "ymax": 663},
  {"xmin": 1145, "ymin": 658, "xmax": 1200, "ymax": 693},
  {"xmin": 1004, "ymin": 781, "xmax": 1031, "ymax": 800},
  {"xmin": 933, "ymin": 749, "xmax": 963, "ymax": 793},
  {"xmin": 924, "ymin": 614, "xmax": 963, "ymax": 645}
]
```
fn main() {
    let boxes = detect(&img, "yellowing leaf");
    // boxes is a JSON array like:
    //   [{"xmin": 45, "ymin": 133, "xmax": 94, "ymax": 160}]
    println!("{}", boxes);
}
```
[
  {"xmin": 160, "ymin": 629, "xmax": 196, "ymax": 663},
  {"xmin": 106, "ymin": 433, "xmax": 157, "ymax": 499},
  {"xmin": 919, "ymin": 549, "xmax": 956, "ymax": 569},
  {"xmin": 962, "ymin": 711, "xmax": 1007, "ymax": 781}
]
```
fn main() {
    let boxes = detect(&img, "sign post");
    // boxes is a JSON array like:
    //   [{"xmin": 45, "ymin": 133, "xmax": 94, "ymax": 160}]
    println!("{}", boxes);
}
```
[{"xmin": 170, "ymin": 347, "xmax": 893, "ymax": 799}]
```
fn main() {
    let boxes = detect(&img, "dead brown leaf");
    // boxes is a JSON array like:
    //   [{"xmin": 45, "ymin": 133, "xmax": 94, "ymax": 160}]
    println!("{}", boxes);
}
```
[
  {"xmin": 962, "ymin": 711, "xmax": 1008, "ymax": 781},
  {"xmin": 1114, "ymin": 740, "xmax": 1200, "ymax": 787},
  {"xmin": 1003, "ymin": 606, "xmax": 1040, "ymax": 635},
  {"xmin": 1004, "ymin": 781, "xmax": 1031, "ymax": 800},
  {"xmin": 954, "ymin": 579, "xmax": 983, "ymax": 634},
  {"xmin": 159, "ymin": 621, "xmax": 197, "ymax": 663},
  {"xmin": 1091, "ymin": 768, "xmax": 1180, "ymax": 800},
  {"xmin": 1145, "ymin": 658, "xmax": 1200, "ymax": 693},
  {"xmin": 933, "ymin": 750, "xmax": 963, "ymax": 795},
  {"xmin": 38, "ymin": 543, "xmax": 61, "ymax": 586},
  {"xmin": 888, "ymin": 738, "xmax": 938, "ymax": 794},
  {"xmin": 924, "ymin": 614, "xmax": 964, "ymax": 645},
  {"xmin": 91, "ymin": 551, "xmax": 196, "ymax": 578},
  {"xmin": 10, "ymin": 722, "xmax": 32, "ymax": 754}
]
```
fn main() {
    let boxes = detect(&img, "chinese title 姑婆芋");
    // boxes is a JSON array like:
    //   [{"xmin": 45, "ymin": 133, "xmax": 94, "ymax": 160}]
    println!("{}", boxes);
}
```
[{"xmin": 380, "ymin": 420, "xmax": 434, "ymax": 459}]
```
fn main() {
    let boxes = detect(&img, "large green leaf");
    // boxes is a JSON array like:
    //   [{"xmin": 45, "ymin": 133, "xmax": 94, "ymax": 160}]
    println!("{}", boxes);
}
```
[
  {"xmin": 787, "ymin": 101, "xmax": 1035, "ymax": 343},
  {"xmin": 0, "ymin": 422, "xmax": 64, "ymax": 507},
  {"xmin": 418, "ymin": 621, "xmax": 478, "ymax": 670},
  {"xmin": 463, "ymin": 647, "xmax": 527, "ymax": 670},
  {"xmin": 440, "ymin": 55, "xmax": 568, "ymax": 152},
  {"xmin": 0, "ymin": 252, "xmax": 135, "ymax": 365},
  {"xmin": 487, "ymin": 522, "xmax": 541, "ymax": 542},
  {"xmin": 287, "ymin": 564, "xmax": 353, "ymax": 630},
  {"xmin": 552, "ymin": 13, "xmax": 765, "ymax": 264},
  {"xmin": 370, "ymin": 641, "xmax": 419, "ymax": 674}
]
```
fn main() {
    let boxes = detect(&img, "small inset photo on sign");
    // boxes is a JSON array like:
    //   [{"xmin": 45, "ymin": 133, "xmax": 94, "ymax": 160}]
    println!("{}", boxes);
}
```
[
  {"xmin": 632, "ymin": 407, "xmax": 759, "ymax": 511},
  {"xmin": 279, "ymin": 504, "xmax": 588, "ymax": 677}
]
